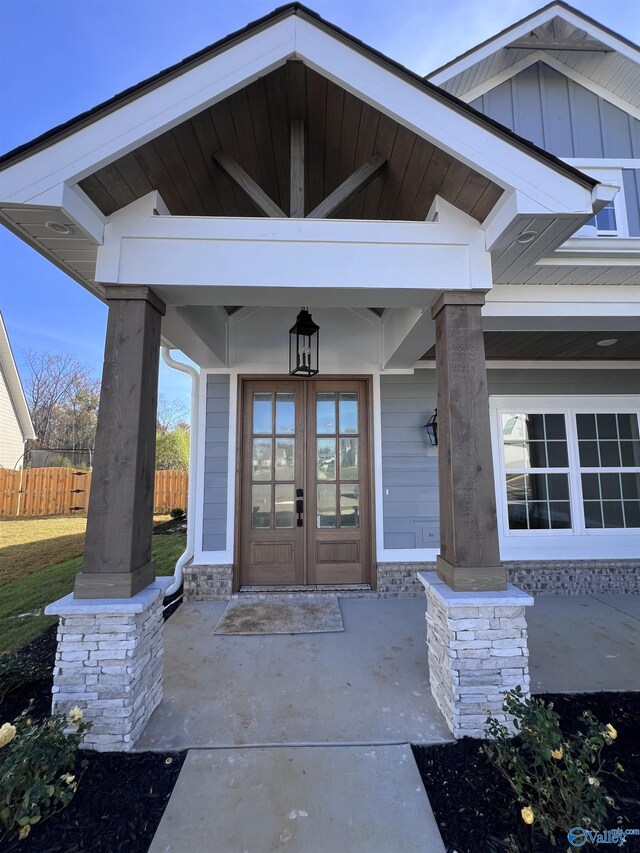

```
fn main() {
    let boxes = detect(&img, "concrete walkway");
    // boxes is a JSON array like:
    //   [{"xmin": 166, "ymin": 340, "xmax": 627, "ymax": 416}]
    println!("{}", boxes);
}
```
[
  {"xmin": 149, "ymin": 745, "xmax": 445, "ymax": 853},
  {"xmin": 145, "ymin": 592, "xmax": 639, "ymax": 853}
]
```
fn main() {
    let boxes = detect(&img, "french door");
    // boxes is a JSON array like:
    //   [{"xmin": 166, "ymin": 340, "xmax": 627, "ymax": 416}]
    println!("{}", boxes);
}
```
[{"xmin": 238, "ymin": 378, "xmax": 371, "ymax": 587}]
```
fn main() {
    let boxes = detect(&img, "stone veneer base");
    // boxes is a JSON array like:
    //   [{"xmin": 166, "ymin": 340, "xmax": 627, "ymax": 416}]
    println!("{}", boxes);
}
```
[
  {"xmin": 418, "ymin": 571, "xmax": 534, "ymax": 740},
  {"xmin": 44, "ymin": 578, "xmax": 171, "ymax": 752},
  {"xmin": 378, "ymin": 560, "xmax": 640, "ymax": 597}
]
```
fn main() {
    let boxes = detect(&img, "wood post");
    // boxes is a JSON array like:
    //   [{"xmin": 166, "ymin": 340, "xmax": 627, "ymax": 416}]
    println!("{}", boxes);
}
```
[
  {"xmin": 432, "ymin": 291, "xmax": 507, "ymax": 592},
  {"xmin": 74, "ymin": 286, "xmax": 165, "ymax": 599}
]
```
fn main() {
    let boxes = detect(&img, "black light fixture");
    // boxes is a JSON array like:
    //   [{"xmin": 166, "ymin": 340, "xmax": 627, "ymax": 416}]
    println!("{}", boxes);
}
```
[
  {"xmin": 289, "ymin": 308, "xmax": 319, "ymax": 376},
  {"xmin": 425, "ymin": 409, "xmax": 438, "ymax": 446}
]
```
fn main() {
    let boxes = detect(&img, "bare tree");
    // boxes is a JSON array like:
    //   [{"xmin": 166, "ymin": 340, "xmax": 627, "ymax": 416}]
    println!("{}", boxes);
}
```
[
  {"xmin": 156, "ymin": 394, "xmax": 189, "ymax": 435},
  {"xmin": 23, "ymin": 349, "xmax": 100, "ymax": 450}
]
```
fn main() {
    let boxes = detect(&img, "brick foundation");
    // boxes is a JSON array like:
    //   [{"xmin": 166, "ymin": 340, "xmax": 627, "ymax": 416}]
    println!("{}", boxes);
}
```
[
  {"xmin": 378, "ymin": 560, "xmax": 640, "ymax": 596},
  {"xmin": 45, "ymin": 578, "xmax": 170, "ymax": 752},
  {"xmin": 183, "ymin": 563, "xmax": 233, "ymax": 601}
]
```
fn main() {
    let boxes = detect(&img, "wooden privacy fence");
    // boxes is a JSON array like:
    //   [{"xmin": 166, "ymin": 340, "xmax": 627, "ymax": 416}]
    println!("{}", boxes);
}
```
[{"xmin": 0, "ymin": 468, "xmax": 189, "ymax": 518}]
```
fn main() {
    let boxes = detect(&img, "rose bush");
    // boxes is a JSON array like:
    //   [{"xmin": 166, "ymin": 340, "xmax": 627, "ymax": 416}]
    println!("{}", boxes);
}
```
[
  {"xmin": 0, "ymin": 706, "xmax": 90, "ymax": 841},
  {"xmin": 483, "ymin": 686, "xmax": 621, "ymax": 846}
]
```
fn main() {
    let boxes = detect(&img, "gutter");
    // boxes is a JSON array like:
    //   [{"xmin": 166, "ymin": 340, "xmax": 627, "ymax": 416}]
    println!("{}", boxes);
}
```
[{"xmin": 160, "ymin": 347, "xmax": 199, "ymax": 596}]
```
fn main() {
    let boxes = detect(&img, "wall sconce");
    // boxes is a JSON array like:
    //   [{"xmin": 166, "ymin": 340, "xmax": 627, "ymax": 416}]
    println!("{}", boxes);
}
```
[{"xmin": 425, "ymin": 409, "xmax": 438, "ymax": 446}]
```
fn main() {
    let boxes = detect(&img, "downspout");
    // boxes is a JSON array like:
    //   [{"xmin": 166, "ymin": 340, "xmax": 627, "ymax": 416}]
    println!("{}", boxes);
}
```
[{"xmin": 160, "ymin": 347, "xmax": 199, "ymax": 596}]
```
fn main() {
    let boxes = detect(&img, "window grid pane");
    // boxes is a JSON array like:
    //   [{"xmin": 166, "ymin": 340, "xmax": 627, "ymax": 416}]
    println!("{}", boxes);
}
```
[
  {"xmin": 502, "ymin": 413, "xmax": 568, "ymax": 470},
  {"xmin": 577, "ymin": 413, "xmax": 640, "ymax": 529},
  {"xmin": 502, "ymin": 413, "xmax": 571, "ymax": 531}
]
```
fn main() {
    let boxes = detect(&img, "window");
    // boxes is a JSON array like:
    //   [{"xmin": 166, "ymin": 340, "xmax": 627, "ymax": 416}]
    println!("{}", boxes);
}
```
[
  {"xmin": 584, "ymin": 200, "xmax": 617, "ymax": 236},
  {"xmin": 496, "ymin": 404, "xmax": 640, "ymax": 534},
  {"xmin": 564, "ymin": 165, "xmax": 629, "ymax": 238}
]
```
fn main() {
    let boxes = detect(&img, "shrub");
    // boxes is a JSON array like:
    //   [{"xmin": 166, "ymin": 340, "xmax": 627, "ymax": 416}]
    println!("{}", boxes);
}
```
[
  {"xmin": 0, "ymin": 706, "xmax": 91, "ymax": 841},
  {"xmin": 0, "ymin": 654, "xmax": 51, "ymax": 704},
  {"xmin": 483, "ymin": 686, "xmax": 621, "ymax": 846},
  {"xmin": 169, "ymin": 507, "xmax": 186, "ymax": 520}
]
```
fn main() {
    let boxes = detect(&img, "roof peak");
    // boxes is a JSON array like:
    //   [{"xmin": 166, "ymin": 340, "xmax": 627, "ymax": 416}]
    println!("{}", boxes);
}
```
[{"xmin": 427, "ymin": 1, "xmax": 639, "ymax": 82}]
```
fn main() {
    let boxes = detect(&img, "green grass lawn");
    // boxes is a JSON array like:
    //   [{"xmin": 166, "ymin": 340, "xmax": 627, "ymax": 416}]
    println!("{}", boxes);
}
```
[{"xmin": 0, "ymin": 534, "xmax": 186, "ymax": 654}]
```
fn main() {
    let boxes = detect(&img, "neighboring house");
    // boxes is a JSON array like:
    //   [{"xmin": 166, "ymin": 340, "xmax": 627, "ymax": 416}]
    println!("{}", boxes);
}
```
[
  {"xmin": 0, "ymin": 312, "xmax": 35, "ymax": 468},
  {"xmin": 0, "ymin": 1, "xmax": 637, "ymax": 748}
]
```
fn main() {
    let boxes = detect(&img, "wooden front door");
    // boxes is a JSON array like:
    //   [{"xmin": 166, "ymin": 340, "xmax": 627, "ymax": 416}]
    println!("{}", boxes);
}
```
[{"xmin": 239, "ymin": 378, "xmax": 371, "ymax": 587}]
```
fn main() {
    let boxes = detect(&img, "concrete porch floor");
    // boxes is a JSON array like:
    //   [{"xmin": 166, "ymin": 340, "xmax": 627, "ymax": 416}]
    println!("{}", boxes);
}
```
[
  {"xmin": 137, "ymin": 598, "xmax": 452, "ymax": 750},
  {"xmin": 137, "ymin": 593, "xmax": 639, "ymax": 751}
]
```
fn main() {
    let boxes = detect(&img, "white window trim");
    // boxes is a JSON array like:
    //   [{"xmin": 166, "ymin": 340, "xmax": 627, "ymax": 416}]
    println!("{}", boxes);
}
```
[
  {"xmin": 490, "ymin": 395, "xmax": 640, "ymax": 560},
  {"xmin": 564, "ymin": 163, "xmax": 630, "ymax": 238}
]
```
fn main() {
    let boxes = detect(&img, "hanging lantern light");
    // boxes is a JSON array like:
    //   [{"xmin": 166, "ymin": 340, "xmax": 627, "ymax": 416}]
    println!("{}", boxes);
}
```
[
  {"xmin": 424, "ymin": 409, "xmax": 438, "ymax": 446},
  {"xmin": 289, "ymin": 308, "xmax": 319, "ymax": 376}
]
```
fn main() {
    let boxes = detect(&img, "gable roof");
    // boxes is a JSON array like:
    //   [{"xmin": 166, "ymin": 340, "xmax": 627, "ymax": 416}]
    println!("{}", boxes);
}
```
[
  {"xmin": 427, "ymin": 1, "xmax": 640, "ymax": 112},
  {"xmin": 0, "ymin": 2, "xmax": 595, "ymax": 192},
  {"xmin": 0, "ymin": 314, "xmax": 35, "ymax": 442}
]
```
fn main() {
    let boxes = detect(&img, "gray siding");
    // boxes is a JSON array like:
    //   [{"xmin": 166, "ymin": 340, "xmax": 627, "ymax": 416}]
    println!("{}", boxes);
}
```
[
  {"xmin": 380, "ymin": 369, "xmax": 640, "ymax": 550},
  {"xmin": 202, "ymin": 374, "xmax": 230, "ymax": 551},
  {"xmin": 470, "ymin": 62, "xmax": 640, "ymax": 234},
  {"xmin": 487, "ymin": 369, "xmax": 640, "ymax": 396},
  {"xmin": 623, "ymin": 169, "xmax": 640, "ymax": 237},
  {"xmin": 380, "ymin": 373, "xmax": 439, "ymax": 550},
  {"xmin": 470, "ymin": 63, "xmax": 640, "ymax": 159}
]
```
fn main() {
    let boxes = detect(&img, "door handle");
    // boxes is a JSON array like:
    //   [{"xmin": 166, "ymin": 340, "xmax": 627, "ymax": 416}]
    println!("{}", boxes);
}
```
[{"xmin": 296, "ymin": 488, "xmax": 304, "ymax": 527}]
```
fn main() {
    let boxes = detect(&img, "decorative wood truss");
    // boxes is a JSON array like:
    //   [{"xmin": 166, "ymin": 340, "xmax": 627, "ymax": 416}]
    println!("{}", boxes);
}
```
[{"xmin": 77, "ymin": 61, "xmax": 504, "ymax": 223}]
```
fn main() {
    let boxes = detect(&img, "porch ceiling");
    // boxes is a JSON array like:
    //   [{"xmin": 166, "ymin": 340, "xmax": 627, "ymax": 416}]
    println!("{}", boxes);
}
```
[
  {"xmin": 77, "ymin": 63, "xmax": 503, "ymax": 223},
  {"xmin": 422, "ymin": 330, "xmax": 640, "ymax": 360}
]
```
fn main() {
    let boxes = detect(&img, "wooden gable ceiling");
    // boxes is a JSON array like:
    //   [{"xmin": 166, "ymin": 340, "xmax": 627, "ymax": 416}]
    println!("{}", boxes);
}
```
[{"xmin": 78, "ymin": 63, "xmax": 503, "ymax": 222}]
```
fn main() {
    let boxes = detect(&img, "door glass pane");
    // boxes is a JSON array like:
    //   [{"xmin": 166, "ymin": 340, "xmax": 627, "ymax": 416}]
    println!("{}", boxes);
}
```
[
  {"xmin": 275, "ymin": 438, "xmax": 295, "ymax": 481},
  {"xmin": 251, "ymin": 485, "xmax": 271, "ymax": 528},
  {"xmin": 339, "ymin": 393, "xmax": 358, "ymax": 434},
  {"xmin": 317, "ymin": 484, "xmax": 336, "ymax": 528},
  {"xmin": 340, "ymin": 484, "xmax": 360, "ymax": 528},
  {"xmin": 317, "ymin": 392, "xmax": 336, "ymax": 434},
  {"xmin": 339, "ymin": 438, "xmax": 359, "ymax": 481},
  {"xmin": 276, "ymin": 392, "xmax": 295, "ymax": 434},
  {"xmin": 275, "ymin": 484, "xmax": 294, "ymax": 528},
  {"xmin": 252, "ymin": 438, "xmax": 272, "ymax": 481},
  {"xmin": 317, "ymin": 438, "xmax": 336, "ymax": 480},
  {"xmin": 253, "ymin": 393, "xmax": 272, "ymax": 434}
]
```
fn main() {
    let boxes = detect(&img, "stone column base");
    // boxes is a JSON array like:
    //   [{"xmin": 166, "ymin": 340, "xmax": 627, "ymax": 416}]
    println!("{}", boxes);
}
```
[
  {"xmin": 418, "ymin": 571, "xmax": 534, "ymax": 740},
  {"xmin": 44, "ymin": 578, "xmax": 171, "ymax": 752}
]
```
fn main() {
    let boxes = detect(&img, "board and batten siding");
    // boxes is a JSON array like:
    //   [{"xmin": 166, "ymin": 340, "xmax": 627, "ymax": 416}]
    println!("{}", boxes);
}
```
[
  {"xmin": 202, "ymin": 374, "xmax": 230, "ymax": 552},
  {"xmin": 0, "ymin": 362, "xmax": 26, "ymax": 469},
  {"xmin": 380, "ymin": 369, "xmax": 640, "ymax": 551},
  {"xmin": 470, "ymin": 62, "xmax": 640, "ymax": 235}
]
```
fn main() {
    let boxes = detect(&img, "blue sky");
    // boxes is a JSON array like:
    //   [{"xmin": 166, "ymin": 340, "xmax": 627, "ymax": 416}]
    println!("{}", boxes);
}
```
[{"xmin": 1, "ymin": 0, "xmax": 639, "ymax": 408}]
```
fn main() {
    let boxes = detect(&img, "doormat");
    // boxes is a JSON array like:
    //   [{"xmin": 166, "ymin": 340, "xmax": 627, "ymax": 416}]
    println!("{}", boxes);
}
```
[{"xmin": 213, "ymin": 595, "xmax": 344, "ymax": 635}]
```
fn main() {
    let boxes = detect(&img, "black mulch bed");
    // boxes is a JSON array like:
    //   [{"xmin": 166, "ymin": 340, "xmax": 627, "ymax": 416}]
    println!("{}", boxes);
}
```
[
  {"xmin": 0, "ymin": 593, "xmax": 186, "ymax": 852},
  {"xmin": 413, "ymin": 692, "xmax": 640, "ymax": 853}
]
